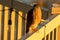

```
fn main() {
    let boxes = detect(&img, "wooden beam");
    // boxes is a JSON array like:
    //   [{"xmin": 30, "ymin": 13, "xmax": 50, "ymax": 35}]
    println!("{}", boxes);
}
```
[
  {"xmin": 0, "ymin": 0, "xmax": 32, "ymax": 13},
  {"xmin": 52, "ymin": 7, "xmax": 60, "ymax": 14}
]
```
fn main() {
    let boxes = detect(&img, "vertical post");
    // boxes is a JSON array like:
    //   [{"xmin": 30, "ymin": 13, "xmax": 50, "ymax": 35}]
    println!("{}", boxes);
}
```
[
  {"xmin": 4, "ymin": 6, "xmax": 9, "ymax": 40},
  {"xmin": 48, "ymin": 33, "xmax": 50, "ymax": 40},
  {"xmin": 18, "ymin": 11, "xmax": 22, "ymax": 40},
  {"xmin": 1, "ymin": 5, "xmax": 4, "ymax": 40},
  {"xmin": 44, "ymin": 26, "xmax": 46, "ymax": 40},
  {"xmin": 0, "ymin": 4, "xmax": 2, "ymax": 40},
  {"xmin": 56, "ymin": 27, "xmax": 58, "ymax": 40},
  {"xmin": 58, "ymin": 25, "xmax": 60, "ymax": 40},
  {"xmin": 10, "ymin": 10, "xmax": 15, "ymax": 40}
]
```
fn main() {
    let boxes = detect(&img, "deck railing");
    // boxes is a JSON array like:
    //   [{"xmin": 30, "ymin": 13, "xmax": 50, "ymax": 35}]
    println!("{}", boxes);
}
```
[
  {"xmin": 0, "ymin": 0, "xmax": 60, "ymax": 40},
  {"xmin": 0, "ymin": 4, "xmax": 23, "ymax": 40},
  {"xmin": 26, "ymin": 14, "xmax": 60, "ymax": 40}
]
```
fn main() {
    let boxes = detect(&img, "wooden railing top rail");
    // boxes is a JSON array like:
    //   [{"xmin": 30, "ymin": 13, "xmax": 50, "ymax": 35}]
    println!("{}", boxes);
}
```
[{"xmin": 20, "ymin": 14, "xmax": 58, "ymax": 40}]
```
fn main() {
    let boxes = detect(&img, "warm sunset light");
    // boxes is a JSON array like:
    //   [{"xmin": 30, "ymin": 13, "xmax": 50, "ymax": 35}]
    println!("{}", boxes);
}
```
[{"xmin": 0, "ymin": 0, "xmax": 60, "ymax": 40}]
